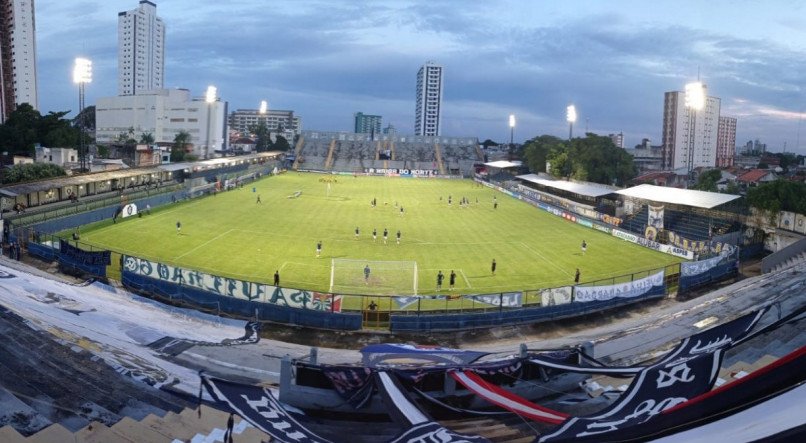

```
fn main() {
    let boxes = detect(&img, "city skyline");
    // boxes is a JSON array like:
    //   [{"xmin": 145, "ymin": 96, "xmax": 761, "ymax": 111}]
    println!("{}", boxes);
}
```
[{"xmin": 34, "ymin": 0, "xmax": 806, "ymax": 153}]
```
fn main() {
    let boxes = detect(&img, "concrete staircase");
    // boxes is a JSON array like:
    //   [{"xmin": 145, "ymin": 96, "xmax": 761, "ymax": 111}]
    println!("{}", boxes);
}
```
[
  {"xmin": 441, "ymin": 417, "xmax": 535, "ymax": 442},
  {"xmin": 324, "ymin": 139, "xmax": 337, "ymax": 170},
  {"xmin": 2, "ymin": 405, "xmax": 270, "ymax": 442},
  {"xmin": 772, "ymin": 251, "xmax": 806, "ymax": 273},
  {"xmin": 433, "ymin": 143, "xmax": 447, "ymax": 175},
  {"xmin": 291, "ymin": 134, "xmax": 305, "ymax": 170}
]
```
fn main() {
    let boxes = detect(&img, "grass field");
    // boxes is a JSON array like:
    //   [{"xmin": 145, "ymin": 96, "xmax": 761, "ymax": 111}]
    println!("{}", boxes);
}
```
[{"xmin": 75, "ymin": 173, "xmax": 682, "ymax": 298}]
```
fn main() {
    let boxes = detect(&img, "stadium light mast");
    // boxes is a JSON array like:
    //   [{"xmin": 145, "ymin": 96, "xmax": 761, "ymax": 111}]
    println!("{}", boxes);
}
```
[
  {"xmin": 685, "ymin": 82, "xmax": 705, "ymax": 187},
  {"xmin": 73, "ymin": 57, "xmax": 92, "ymax": 172},
  {"xmin": 509, "ymin": 114, "xmax": 516, "ymax": 147},
  {"xmin": 205, "ymin": 85, "xmax": 217, "ymax": 159},
  {"xmin": 566, "ymin": 104, "xmax": 577, "ymax": 140}
]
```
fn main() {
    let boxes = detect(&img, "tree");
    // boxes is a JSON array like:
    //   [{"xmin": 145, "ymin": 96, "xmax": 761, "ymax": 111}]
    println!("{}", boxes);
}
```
[
  {"xmin": 693, "ymin": 169, "xmax": 721, "ymax": 192},
  {"xmin": 274, "ymin": 135, "xmax": 291, "ymax": 151},
  {"xmin": 0, "ymin": 103, "xmax": 41, "ymax": 156},
  {"xmin": 747, "ymin": 180, "xmax": 806, "ymax": 215},
  {"xmin": 250, "ymin": 122, "xmax": 271, "ymax": 152},
  {"xmin": 172, "ymin": 130, "xmax": 191, "ymax": 162},
  {"xmin": 140, "ymin": 132, "xmax": 155, "ymax": 144},
  {"xmin": 2, "ymin": 162, "xmax": 66, "ymax": 184},
  {"xmin": 522, "ymin": 135, "xmax": 564, "ymax": 173}
]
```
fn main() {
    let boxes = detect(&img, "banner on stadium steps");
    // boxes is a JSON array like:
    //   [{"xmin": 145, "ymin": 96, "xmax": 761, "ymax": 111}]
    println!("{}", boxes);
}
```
[
  {"xmin": 681, "ymin": 254, "xmax": 725, "ymax": 277},
  {"xmin": 541, "ymin": 286, "xmax": 573, "ymax": 306},
  {"xmin": 612, "ymin": 229, "xmax": 694, "ymax": 259},
  {"xmin": 122, "ymin": 256, "xmax": 342, "ymax": 312},
  {"xmin": 648, "ymin": 205, "xmax": 664, "ymax": 230},
  {"xmin": 667, "ymin": 231, "xmax": 734, "ymax": 256},
  {"xmin": 201, "ymin": 375, "xmax": 334, "ymax": 443},
  {"xmin": 361, "ymin": 344, "xmax": 489, "ymax": 367},
  {"xmin": 574, "ymin": 270, "xmax": 664, "ymax": 303},
  {"xmin": 468, "ymin": 292, "xmax": 523, "ymax": 307},
  {"xmin": 59, "ymin": 240, "xmax": 111, "ymax": 265},
  {"xmin": 364, "ymin": 168, "xmax": 438, "ymax": 176},
  {"xmin": 539, "ymin": 309, "xmax": 767, "ymax": 442}
]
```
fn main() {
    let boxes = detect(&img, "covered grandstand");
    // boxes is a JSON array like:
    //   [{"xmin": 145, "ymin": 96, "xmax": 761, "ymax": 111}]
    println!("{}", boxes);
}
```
[
  {"xmin": 293, "ymin": 131, "xmax": 481, "ymax": 176},
  {"xmin": 512, "ymin": 174, "xmax": 746, "ymax": 258}
]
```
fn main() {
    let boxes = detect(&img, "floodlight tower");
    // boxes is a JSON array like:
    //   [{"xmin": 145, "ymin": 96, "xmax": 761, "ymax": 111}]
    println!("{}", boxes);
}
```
[
  {"xmin": 566, "ymin": 104, "xmax": 577, "ymax": 140},
  {"xmin": 509, "ymin": 114, "xmax": 516, "ymax": 148},
  {"xmin": 684, "ymin": 82, "xmax": 705, "ymax": 186},
  {"xmin": 73, "ymin": 58, "xmax": 93, "ymax": 171},
  {"xmin": 205, "ymin": 85, "xmax": 217, "ymax": 159}
]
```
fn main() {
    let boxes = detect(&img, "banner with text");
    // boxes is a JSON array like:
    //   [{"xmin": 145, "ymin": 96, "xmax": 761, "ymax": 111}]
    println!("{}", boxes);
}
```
[
  {"xmin": 612, "ymin": 229, "xmax": 694, "ymax": 259},
  {"xmin": 574, "ymin": 270, "xmax": 665, "ymax": 303},
  {"xmin": 122, "ymin": 255, "xmax": 342, "ymax": 312}
]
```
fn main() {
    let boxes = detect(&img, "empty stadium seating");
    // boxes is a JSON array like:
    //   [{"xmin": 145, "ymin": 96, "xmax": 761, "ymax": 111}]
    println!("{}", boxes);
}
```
[{"xmin": 295, "ymin": 131, "xmax": 481, "ymax": 175}]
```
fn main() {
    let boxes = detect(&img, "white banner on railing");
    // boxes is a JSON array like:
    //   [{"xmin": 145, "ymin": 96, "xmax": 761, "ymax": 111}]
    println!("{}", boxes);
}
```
[
  {"xmin": 540, "ymin": 286, "xmax": 573, "ymax": 306},
  {"xmin": 122, "ymin": 256, "xmax": 341, "ymax": 312},
  {"xmin": 574, "ymin": 270, "xmax": 665, "ymax": 303},
  {"xmin": 612, "ymin": 229, "xmax": 694, "ymax": 259}
]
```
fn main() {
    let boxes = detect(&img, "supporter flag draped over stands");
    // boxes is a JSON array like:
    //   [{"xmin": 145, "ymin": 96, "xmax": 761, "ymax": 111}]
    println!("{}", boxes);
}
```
[
  {"xmin": 450, "ymin": 371, "xmax": 569, "ymax": 425},
  {"xmin": 201, "ymin": 375, "xmax": 334, "ymax": 443},
  {"xmin": 377, "ymin": 371, "xmax": 492, "ymax": 443},
  {"xmin": 539, "ymin": 308, "xmax": 768, "ymax": 442}
]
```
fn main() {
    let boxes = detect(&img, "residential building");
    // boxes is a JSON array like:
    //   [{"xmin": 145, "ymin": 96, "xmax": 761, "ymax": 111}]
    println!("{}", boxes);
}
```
[
  {"xmin": 415, "ymin": 61, "xmax": 443, "ymax": 136},
  {"xmin": 95, "ymin": 88, "xmax": 228, "ymax": 159},
  {"xmin": 624, "ymin": 143, "xmax": 664, "ymax": 173},
  {"xmin": 608, "ymin": 132, "xmax": 624, "ymax": 149},
  {"xmin": 354, "ymin": 112, "xmax": 382, "ymax": 135},
  {"xmin": 0, "ymin": 0, "xmax": 38, "ymax": 121},
  {"xmin": 35, "ymin": 146, "xmax": 78, "ymax": 167},
  {"xmin": 661, "ymin": 86, "xmax": 721, "ymax": 171},
  {"xmin": 716, "ymin": 116, "xmax": 737, "ymax": 167},
  {"xmin": 383, "ymin": 124, "xmax": 396, "ymax": 135},
  {"xmin": 228, "ymin": 108, "xmax": 301, "ymax": 142},
  {"xmin": 736, "ymin": 168, "xmax": 777, "ymax": 190},
  {"xmin": 118, "ymin": 1, "xmax": 165, "ymax": 96}
]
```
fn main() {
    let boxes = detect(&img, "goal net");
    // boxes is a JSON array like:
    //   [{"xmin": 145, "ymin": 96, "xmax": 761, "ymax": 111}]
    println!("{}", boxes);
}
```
[{"xmin": 330, "ymin": 259, "xmax": 418, "ymax": 295}]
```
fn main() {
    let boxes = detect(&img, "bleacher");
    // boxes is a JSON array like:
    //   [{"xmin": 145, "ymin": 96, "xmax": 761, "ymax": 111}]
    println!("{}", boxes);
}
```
[{"xmin": 295, "ymin": 131, "xmax": 480, "ymax": 175}]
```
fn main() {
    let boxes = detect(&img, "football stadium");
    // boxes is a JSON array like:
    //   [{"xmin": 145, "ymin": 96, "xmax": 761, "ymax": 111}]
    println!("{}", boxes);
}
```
[{"xmin": 1, "ymin": 132, "xmax": 804, "ymax": 442}]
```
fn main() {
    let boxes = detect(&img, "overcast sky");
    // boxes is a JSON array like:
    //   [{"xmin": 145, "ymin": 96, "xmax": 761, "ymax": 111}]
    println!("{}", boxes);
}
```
[{"xmin": 37, "ymin": 0, "xmax": 806, "ymax": 153}]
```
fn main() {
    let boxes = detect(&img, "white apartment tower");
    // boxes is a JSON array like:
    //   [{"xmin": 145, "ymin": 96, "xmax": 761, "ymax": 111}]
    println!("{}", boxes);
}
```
[
  {"xmin": 415, "ymin": 61, "xmax": 443, "ymax": 136},
  {"xmin": 118, "ymin": 1, "xmax": 165, "ymax": 96},
  {"xmin": 661, "ymin": 87, "xmax": 721, "ymax": 171},
  {"xmin": 0, "ymin": 0, "xmax": 38, "ymax": 121}
]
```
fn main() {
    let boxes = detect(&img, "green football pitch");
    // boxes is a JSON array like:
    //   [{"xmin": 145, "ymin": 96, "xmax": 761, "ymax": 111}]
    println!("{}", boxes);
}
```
[{"xmin": 75, "ymin": 173, "xmax": 682, "ymax": 298}]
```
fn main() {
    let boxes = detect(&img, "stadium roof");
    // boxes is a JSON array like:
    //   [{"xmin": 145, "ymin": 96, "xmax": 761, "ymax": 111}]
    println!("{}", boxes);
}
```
[
  {"xmin": 516, "ymin": 174, "xmax": 617, "ymax": 198},
  {"xmin": 484, "ymin": 160, "xmax": 521, "ymax": 169},
  {"xmin": 615, "ymin": 184, "xmax": 741, "ymax": 209}
]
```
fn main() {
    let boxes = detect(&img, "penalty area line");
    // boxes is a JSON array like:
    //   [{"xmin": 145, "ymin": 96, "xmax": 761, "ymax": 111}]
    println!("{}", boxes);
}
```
[
  {"xmin": 520, "ymin": 241, "xmax": 573, "ymax": 278},
  {"xmin": 459, "ymin": 269, "xmax": 472, "ymax": 288}
]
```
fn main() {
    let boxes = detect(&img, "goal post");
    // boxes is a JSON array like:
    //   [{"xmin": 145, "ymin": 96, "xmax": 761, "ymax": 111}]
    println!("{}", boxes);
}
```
[{"xmin": 330, "ymin": 259, "xmax": 418, "ymax": 295}]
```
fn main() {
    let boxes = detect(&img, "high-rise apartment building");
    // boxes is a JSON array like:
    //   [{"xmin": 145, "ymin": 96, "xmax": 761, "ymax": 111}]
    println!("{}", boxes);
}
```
[
  {"xmin": 716, "ymin": 116, "xmax": 737, "ymax": 168},
  {"xmin": 0, "ymin": 0, "xmax": 38, "ymax": 121},
  {"xmin": 354, "ymin": 112, "xmax": 382, "ymax": 135},
  {"xmin": 118, "ymin": 1, "xmax": 165, "ymax": 96},
  {"xmin": 228, "ymin": 108, "xmax": 301, "ymax": 142},
  {"xmin": 661, "ymin": 87, "xmax": 721, "ymax": 171},
  {"xmin": 415, "ymin": 61, "xmax": 443, "ymax": 136}
]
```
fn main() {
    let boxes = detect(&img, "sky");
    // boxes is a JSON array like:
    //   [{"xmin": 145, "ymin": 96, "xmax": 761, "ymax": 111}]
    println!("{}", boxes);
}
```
[{"xmin": 36, "ymin": 0, "xmax": 806, "ymax": 153}]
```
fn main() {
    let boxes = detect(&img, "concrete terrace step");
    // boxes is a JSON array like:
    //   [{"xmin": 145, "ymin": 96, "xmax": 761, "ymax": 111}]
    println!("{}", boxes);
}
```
[
  {"xmin": 25, "ymin": 424, "xmax": 74, "ymax": 443},
  {"xmin": 110, "ymin": 417, "xmax": 168, "ymax": 443},
  {"xmin": 0, "ymin": 425, "xmax": 26, "ymax": 443},
  {"xmin": 74, "ymin": 421, "xmax": 134, "ymax": 443}
]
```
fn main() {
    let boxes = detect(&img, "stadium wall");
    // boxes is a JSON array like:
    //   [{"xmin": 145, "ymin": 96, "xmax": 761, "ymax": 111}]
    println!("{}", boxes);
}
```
[{"xmin": 390, "ymin": 285, "xmax": 666, "ymax": 332}]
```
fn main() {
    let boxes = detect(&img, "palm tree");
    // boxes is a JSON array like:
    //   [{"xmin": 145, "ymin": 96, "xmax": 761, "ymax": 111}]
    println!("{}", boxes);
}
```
[
  {"xmin": 172, "ymin": 130, "xmax": 191, "ymax": 162},
  {"xmin": 140, "ymin": 132, "xmax": 155, "ymax": 145}
]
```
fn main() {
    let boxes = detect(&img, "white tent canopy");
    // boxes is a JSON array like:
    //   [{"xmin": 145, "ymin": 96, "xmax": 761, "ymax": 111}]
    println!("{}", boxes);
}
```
[
  {"xmin": 484, "ymin": 160, "xmax": 522, "ymax": 169},
  {"xmin": 516, "ymin": 174, "xmax": 617, "ymax": 198},
  {"xmin": 615, "ymin": 184, "xmax": 740, "ymax": 209}
]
